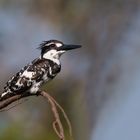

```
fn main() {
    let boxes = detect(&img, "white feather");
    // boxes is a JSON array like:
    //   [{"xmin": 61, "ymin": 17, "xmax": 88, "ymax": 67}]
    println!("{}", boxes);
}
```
[
  {"xmin": 56, "ymin": 43, "xmax": 62, "ymax": 47},
  {"xmin": 43, "ymin": 50, "xmax": 65, "ymax": 65},
  {"xmin": 29, "ymin": 82, "xmax": 42, "ymax": 93},
  {"xmin": 22, "ymin": 70, "xmax": 34, "ymax": 78},
  {"xmin": 1, "ymin": 92, "xmax": 8, "ymax": 97}
]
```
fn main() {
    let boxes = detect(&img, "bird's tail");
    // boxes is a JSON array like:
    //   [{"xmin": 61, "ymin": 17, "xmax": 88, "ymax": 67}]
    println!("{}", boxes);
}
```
[{"xmin": 0, "ymin": 91, "xmax": 13, "ymax": 101}]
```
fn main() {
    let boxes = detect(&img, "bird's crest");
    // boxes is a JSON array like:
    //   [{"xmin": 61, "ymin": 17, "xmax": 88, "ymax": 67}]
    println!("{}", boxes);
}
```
[{"xmin": 37, "ymin": 40, "xmax": 63, "ymax": 50}]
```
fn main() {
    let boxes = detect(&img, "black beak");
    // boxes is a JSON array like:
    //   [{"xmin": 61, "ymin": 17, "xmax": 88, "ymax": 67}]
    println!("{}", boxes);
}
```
[{"xmin": 59, "ymin": 44, "xmax": 82, "ymax": 51}]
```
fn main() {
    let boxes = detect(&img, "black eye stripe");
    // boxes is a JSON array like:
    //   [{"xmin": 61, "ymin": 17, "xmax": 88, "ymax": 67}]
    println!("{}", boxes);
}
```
[{"xmin": 49, "ymin": 44, "xmax": 56, "ymax": 48}]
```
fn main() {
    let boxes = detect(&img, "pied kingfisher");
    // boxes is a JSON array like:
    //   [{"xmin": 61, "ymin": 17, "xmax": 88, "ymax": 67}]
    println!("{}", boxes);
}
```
[{"xmin": 0, "ymin": 40, "xmax": 81, "ymax": 101}]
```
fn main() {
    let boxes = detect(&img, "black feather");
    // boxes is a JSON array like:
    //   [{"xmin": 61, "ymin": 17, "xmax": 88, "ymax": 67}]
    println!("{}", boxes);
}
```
[{"xmin": 37, "ymin": 40, "xmax": 63, "ymax": 58}]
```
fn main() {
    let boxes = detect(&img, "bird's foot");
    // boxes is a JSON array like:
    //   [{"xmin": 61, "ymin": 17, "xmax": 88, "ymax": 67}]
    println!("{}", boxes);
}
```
[{"xmin": 36, "ymin": 90, "xmax": 41, "ymax": 96}]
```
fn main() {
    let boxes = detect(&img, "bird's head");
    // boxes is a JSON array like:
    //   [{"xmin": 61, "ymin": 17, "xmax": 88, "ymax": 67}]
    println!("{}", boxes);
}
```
[{"xmin": 38, "ymin": 40, "xmax": 81, "ymax": 63}]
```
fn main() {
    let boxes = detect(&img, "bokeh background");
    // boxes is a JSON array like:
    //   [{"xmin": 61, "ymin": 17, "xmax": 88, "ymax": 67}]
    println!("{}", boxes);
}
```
[{"xmin": 0, "ymin": 0, "xmax": 140, "ymax": 140}]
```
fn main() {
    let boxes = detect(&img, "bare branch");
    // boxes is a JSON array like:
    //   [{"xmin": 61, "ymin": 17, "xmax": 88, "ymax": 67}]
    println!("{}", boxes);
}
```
[
  {"xmin": 40, "ymin": 91, "xmax": 65, "ymax": 140},
  {"xmin": 49, "ymin": 94, "xmax": 72, "ymax": 136},
  {"xmin": 0, "ymin": 93, "xmax": 36, "ymax": 110},
  {"xmin": 0, "ymin": 91, "xmax": 73, "ymax": 140}
]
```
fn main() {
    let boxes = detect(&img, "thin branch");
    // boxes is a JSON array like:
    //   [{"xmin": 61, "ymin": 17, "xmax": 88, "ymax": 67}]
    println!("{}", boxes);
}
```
[
  {"xmin": 40, "ymin": 91, "xmax": 65, "ymax": 140},
  {"xmin": 50, "ymin": 95, "xmax": 72, "ymax": 136},
  {"xmin": 0, "ymin": 93, "xmax": 35, "ymax": 110},
  {"xmin": 0, "ymin": 91, "xmax": 73, "ymax": 140},
  {"xmin": 0, "ymin": 99, "xmax": 28, "ymax": 112},
  {"xmin": 42, "ymin": 91, "xmax": 72, "ymax": 136}
]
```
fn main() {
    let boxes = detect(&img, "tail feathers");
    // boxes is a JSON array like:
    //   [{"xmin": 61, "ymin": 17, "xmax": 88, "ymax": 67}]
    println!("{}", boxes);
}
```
[{"xmin": 0, "ymin": 92, "xmax": 13, "ymax": 101}]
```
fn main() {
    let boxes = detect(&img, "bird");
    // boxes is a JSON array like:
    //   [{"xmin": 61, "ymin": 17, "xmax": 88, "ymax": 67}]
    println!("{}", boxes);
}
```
[{"xmin": 0, "ymin": 40, "xmax": 81, "ymax": 101}]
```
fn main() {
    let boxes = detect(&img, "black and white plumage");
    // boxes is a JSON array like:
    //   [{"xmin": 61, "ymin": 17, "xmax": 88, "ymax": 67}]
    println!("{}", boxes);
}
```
[{"xmin": 0, "ymin": 40, "xmax": 81, "ymax": 101}]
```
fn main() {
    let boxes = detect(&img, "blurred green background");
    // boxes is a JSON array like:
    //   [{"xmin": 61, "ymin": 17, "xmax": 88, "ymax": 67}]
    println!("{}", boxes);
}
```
[{"xmin": 0, "ymin": 0, "xmax": 140, "ymax": 140}]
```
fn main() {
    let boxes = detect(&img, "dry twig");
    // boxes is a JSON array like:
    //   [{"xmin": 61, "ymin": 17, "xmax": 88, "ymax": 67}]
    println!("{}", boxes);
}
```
[{"xmin": 0, "ymin": 91, "xmax": 72, "ymax": 140}]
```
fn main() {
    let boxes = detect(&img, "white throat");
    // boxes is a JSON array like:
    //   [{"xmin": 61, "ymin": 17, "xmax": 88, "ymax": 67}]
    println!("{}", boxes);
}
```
[{"xmin": 42, "ymin": 50, "xmax": 65, "ymax": 65}]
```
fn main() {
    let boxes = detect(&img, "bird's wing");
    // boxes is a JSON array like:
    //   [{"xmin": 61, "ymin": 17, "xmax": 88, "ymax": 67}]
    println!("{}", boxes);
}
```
[
  {"xmin": 3, "ymin": 58, "xmax": 49, "ymax": 94},
  {"xmin": 3, "ymin": 66, "xmax": 33, "ymax": 94}
]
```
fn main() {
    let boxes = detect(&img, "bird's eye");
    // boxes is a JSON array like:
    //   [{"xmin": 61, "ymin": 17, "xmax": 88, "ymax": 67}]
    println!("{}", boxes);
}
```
[{"xmin": 50, "ymin": 44, "xmax": 56, "ymax": 48}]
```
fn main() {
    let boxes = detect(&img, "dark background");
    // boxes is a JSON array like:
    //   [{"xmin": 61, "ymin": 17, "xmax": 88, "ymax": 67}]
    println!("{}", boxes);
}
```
[{"xmin": 0, "ymin": 0, "xmax": 140, "ymax": 140}]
